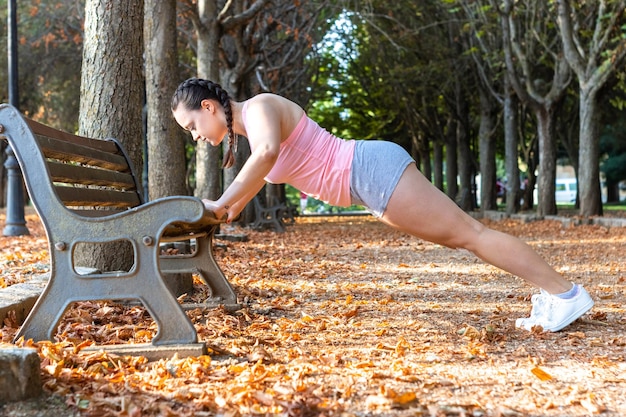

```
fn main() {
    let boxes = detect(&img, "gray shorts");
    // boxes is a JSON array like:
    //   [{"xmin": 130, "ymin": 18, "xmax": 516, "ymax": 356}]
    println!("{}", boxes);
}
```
[{"xmin": 349, "ymin": 140, "xmax": 415, "ymax": 217}]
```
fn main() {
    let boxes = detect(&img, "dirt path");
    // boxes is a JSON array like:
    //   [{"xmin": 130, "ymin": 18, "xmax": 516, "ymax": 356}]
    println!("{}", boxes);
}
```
[{"xmin": 1, "ymin": 212, "xmax": 625, "ymax": 416}]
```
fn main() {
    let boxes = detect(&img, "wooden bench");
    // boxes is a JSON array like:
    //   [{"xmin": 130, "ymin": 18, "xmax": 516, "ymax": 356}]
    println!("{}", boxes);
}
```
[{"xmin": 0, "ymin": 104, "xmax": 240, "ymax": 354}]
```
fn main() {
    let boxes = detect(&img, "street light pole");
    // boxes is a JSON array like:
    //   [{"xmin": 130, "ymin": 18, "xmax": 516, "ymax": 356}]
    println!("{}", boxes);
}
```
[{"xmin": 3, "ymin": 0, "xmax": 29, "ymax": 236}]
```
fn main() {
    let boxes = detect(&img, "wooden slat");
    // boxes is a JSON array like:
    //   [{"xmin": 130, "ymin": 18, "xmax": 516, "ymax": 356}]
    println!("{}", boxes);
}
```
[
  {"xmin": 54, "ymin": 186, "xmax": 141, "ymax": 208},
  {"xmin": 36, "ymin": 135, "xmax": 130, "ymax": 172},
  {"xmin": 25, "ymin": 118, "xmax": 143, "ymax": 210},
  {"xmin": 26, "ymin": 118, "xmax": 120, "ymax": 153},
  {"xmin": 47, "ymin": 161, "xmax": 137, "ymax": 190}
]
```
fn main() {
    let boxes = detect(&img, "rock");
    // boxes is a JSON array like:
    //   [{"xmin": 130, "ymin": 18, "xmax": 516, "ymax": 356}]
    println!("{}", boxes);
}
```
[
  {"xmin": 0, "ymin": 347, "xmax": 42, "ymax": 403},
  {"xmin": 0, "ymin": 274, "xmax": 48, "ymax": 326}
]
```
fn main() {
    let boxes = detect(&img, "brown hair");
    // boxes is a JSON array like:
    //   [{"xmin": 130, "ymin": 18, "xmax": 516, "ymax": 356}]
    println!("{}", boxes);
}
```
[{"xmin": 171, "ymin": 78, "xmax": 237, "ymax": 168}]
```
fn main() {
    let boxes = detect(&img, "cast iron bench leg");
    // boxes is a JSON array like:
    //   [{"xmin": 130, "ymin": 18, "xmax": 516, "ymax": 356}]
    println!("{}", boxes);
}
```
[
  {"xmin": 160, "ymin": 232, "xmax": 239, "ymax": 310},
  {"xmin": 251, "ymin": 197, "xmax": 286, "ymax": 232},
  {"xmin": 16, "ymin": 238, "xmax": 198, "ymax": 345}
]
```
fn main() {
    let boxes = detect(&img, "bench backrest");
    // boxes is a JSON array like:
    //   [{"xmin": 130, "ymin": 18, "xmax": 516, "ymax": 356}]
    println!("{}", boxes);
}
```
[{"xmin": 0, "ymin": 104, "xmax": 143, "ymax": 216}]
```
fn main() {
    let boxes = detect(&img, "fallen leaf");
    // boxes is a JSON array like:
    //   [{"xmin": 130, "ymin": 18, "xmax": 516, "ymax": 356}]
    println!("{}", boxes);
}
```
[{"xmin": 531, "ymin": 366, "xmax": 553, "ymax": 381}]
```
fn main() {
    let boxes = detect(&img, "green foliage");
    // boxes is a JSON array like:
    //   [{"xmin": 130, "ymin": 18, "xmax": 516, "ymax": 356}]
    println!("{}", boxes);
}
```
[
  {"xmin": 308, "ymin": 1, "xmax": 461, "ymax": 152},
  {"xmin": 1, "ymin": 0, "xmax": 623, "ymax": 206},
  {"xmin": 0, "ymin": 1, "xmax": 84, "ymax": 131},
  {"xmin": 609, "ymin": 71, "xmax": 626, "ymax": 110},
  {"xmin": 285, "ymin": 184, "xmax": 365, "ymax": 214}
]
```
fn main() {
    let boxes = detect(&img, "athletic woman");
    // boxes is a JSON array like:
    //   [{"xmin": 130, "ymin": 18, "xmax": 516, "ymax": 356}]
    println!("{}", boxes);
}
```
[{"xmin": 171, "ymin": 78, "xmax": 594, "ymax": 332}]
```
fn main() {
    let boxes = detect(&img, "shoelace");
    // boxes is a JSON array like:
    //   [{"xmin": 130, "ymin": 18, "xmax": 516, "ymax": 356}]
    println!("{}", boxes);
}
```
[
  {"xmin": 529, "ymin": 291, "xmax": 551, "ymax": 320},
  {"xmin": 535, "ymin": 290, "xmax": 576, "ymax": 327}
]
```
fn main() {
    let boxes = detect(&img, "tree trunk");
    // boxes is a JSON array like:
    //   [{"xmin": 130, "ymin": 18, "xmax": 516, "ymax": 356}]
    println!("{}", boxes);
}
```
[
  {"xmin": 195, "ymin": 19, "xmax": 223, "ymax": 200},
  {"xmin": 265, "ymin": 183, "xmax": 282, "ymax": 206},
  {"xmin": 498, "ymin": 0, "xmax": 571, "ymax": 214},
  {"xmin": 521, "ymin": 139, "xmax": 538, "ymax": 211},
  {"xmin": 456, "ymin": 91, "xmax": 474, "ymax": 211},
  {"xmin": 478, "ymin": 86, "xmax": 497, "ymax": 211},
  {"xmin": 80, "ymin": 1, "xmax": 144, "ymax": 171},
  {"xmin": 189, "ymin": 0, "xmax": 270, "ymax": 202},
  {"xmin": 535, "ymin": 108, "xmax": 557, "ymax": 216},
  {"xmin": 457, "ymin": 125, "xmax": 474, "ymax": 211},
  {"xmin": 606, "ymin": 179, "xmax": 619, "ymax": 203},
  {"xmin": 578, "ymin": 89, "xmax": 603, "ymax": 216},
  {"xmin": 77, "ymin": 0, "xmax": 144, "ymax": 272},
  {"xmin": 433, "ymin": 140, "xmax": 444, "ymax": 191},
  {"xmin": 503, "ymin": 79, "xmax": 520, "ymax": 214},
  {"xmin": 417, "ymin": 135, "xmax": 432, "ymax": 182},
  {"xmin": 556, "ymin": 0, "xmax": 623, "ymax": 216},
  {"xmin": 445, "ymin": 118, "xmax": 458, "ymax": 200},
  {"xmin": 144, "ymin": 0, "xmax": 188, "ymax": 199}
]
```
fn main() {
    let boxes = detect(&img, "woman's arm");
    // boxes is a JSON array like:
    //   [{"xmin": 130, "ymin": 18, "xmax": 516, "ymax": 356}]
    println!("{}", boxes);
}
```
[
  {"xmin": 210, "ymin": 96, "xmax": 284, "ymax": 220},
  {"xmin": 204, "ymin": 179, "xmax": 265, "ymax": 222}
]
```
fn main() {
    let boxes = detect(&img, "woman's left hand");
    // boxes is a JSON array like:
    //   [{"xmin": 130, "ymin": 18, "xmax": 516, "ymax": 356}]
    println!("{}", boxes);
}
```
[{"xmin": 202, "ymin": 199, "xmax": 227, "ymax": 221}]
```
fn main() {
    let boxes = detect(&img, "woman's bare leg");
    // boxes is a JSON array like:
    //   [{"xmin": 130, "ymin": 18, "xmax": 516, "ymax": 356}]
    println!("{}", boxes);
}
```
[{"xmin": 379, "ymin": 163, "xmax": 572, "ymax": 294}]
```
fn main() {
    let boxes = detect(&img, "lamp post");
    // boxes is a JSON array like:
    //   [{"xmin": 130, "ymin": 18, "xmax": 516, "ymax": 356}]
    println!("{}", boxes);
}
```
[{"xmin": 3, "ymin": 0, "xmax": 29, "ymax": 236}]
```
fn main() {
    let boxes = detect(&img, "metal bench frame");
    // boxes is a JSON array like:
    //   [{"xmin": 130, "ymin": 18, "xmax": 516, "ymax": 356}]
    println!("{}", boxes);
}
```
[
  {"xmin": 0, "ymin": 104, "xmax": 239, "ymax": 349},
  {"xmin": 251, "ymin": 196, "xmax": 286, "ymax": 232}
]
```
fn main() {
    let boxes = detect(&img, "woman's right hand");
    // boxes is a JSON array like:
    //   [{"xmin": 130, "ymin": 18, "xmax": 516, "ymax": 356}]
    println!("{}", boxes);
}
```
[
  {"xmin": 203, "ymin": 198, "xmax": 245, "ymax": 223},
  {"xmin": 223, "ymin": 200, "xmax": 246, "ymax": 223}
]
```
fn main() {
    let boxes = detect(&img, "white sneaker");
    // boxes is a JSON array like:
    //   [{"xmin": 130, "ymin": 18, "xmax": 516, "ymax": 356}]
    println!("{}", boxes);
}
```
[
  {"xmin": 516, "ymin": 290, "xmax": 550, "ymax": 328},
  {"xmin": 515, "ymin": 285, "xmax": 594, "ymax": 332}
]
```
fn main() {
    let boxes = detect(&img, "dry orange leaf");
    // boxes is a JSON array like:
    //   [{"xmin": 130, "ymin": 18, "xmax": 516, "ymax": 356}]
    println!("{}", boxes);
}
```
[
  {"xmin": 2, "ymin": 212, "xmax": 626, "ymax": 416},
  {"xmin": 391, "ymin": 391, "xmax": 418, "ymax": 407},
  {"xmin": 530, "ymin": 366, "xmax": 553, "ymax": 381}
]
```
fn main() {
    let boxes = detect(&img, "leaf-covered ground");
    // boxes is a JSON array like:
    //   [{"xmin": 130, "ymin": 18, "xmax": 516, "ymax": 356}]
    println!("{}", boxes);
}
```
[{"xmin": 1, "ymin": 209, "xmax": 625, "ymax": 416}]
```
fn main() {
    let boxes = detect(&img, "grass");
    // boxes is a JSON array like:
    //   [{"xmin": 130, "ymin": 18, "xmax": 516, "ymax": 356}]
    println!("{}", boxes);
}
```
[{"xmin": 605, "ymin": 202, "xmax": 626, "ymax": 211}]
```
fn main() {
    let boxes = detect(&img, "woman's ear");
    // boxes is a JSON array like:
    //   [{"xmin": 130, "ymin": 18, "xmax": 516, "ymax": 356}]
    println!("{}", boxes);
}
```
[{"xmin": 201, "ymin": 99, "xmax": 213, "ymax": 112}]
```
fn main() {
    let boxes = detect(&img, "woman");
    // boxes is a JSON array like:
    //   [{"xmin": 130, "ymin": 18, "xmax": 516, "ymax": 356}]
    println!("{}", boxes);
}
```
[{"xmin": 171, "ymin": 77, "xmax": 593, "ymax": 332}]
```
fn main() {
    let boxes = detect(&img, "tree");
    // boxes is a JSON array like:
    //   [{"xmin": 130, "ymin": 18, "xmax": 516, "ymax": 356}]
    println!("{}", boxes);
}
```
[
  {"xmin": 246, "ymin": 0, "xmax": 332, "ymax": 103},
  {"xmin": 144, "ymin": 0, "xmax": 188, "ymax": 199},
  {"xmin": 0, "ymin": 1, "xmax": 83, "ymax": 210},
  {"xmin": 557, "ymin": 0, "xmax": 626, "ymax": 216},
  {"xmin": 308, "ymin": 1, "xmax": 471, "ymax": 203},
  {"xmin": 177, "ymin": 0, "xmax": 268, "ymax": 202},
  {"xmin": 496, "ymin": 0, "xmax": 572, "ymax": 216},
  {"xmin": 459, "ymin": 0, "xmax": 522, "ymax": 214},
  {"xmin": 230, "ymin": 0, "xmax": 330, "ymax": 208},
  {"xmin": 445, "ymin": 17, "xmax": 478, "ymax": 211},
  {"xmin": 76, "ymin": 0, "xmax": 144, "ymax": 272}
]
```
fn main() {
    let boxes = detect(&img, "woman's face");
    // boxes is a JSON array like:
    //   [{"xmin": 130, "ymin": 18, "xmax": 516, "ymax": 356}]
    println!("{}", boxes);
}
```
[{"xmin": 173, "ymin": 99, "xmax": 227, "ymax": 146}]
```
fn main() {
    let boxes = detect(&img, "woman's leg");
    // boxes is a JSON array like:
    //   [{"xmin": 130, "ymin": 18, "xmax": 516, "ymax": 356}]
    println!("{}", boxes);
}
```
[{"xmin": 379, "ymin": 163, "xmax": 572, "ymax": 294}]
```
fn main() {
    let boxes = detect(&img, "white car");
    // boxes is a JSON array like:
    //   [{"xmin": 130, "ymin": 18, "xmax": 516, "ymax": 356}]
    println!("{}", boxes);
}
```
[{"xmin": 555, "ymin": 178, "xmax": 577, "ymax": 204}]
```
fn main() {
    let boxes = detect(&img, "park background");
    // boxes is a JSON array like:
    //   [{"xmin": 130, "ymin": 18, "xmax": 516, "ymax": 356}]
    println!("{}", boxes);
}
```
[
  {"xmin": 0, "ymin": 0, "xmax": 625, "ymax": 222},
  {"xmin": 0, "ymin": 1, "xmax": 626, "ymax": 416}
]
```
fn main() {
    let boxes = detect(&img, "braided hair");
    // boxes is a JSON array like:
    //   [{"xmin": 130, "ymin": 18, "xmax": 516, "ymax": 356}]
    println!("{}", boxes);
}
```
[{"xmin": 171, "ymin": 78, "xmax": 237, "ymax": 168}]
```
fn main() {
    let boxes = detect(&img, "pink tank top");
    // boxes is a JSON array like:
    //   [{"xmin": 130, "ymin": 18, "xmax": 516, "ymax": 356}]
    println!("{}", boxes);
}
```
[{"xmin": 244, "ymin": 104, "xmax": 356, "ymax": 206}]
